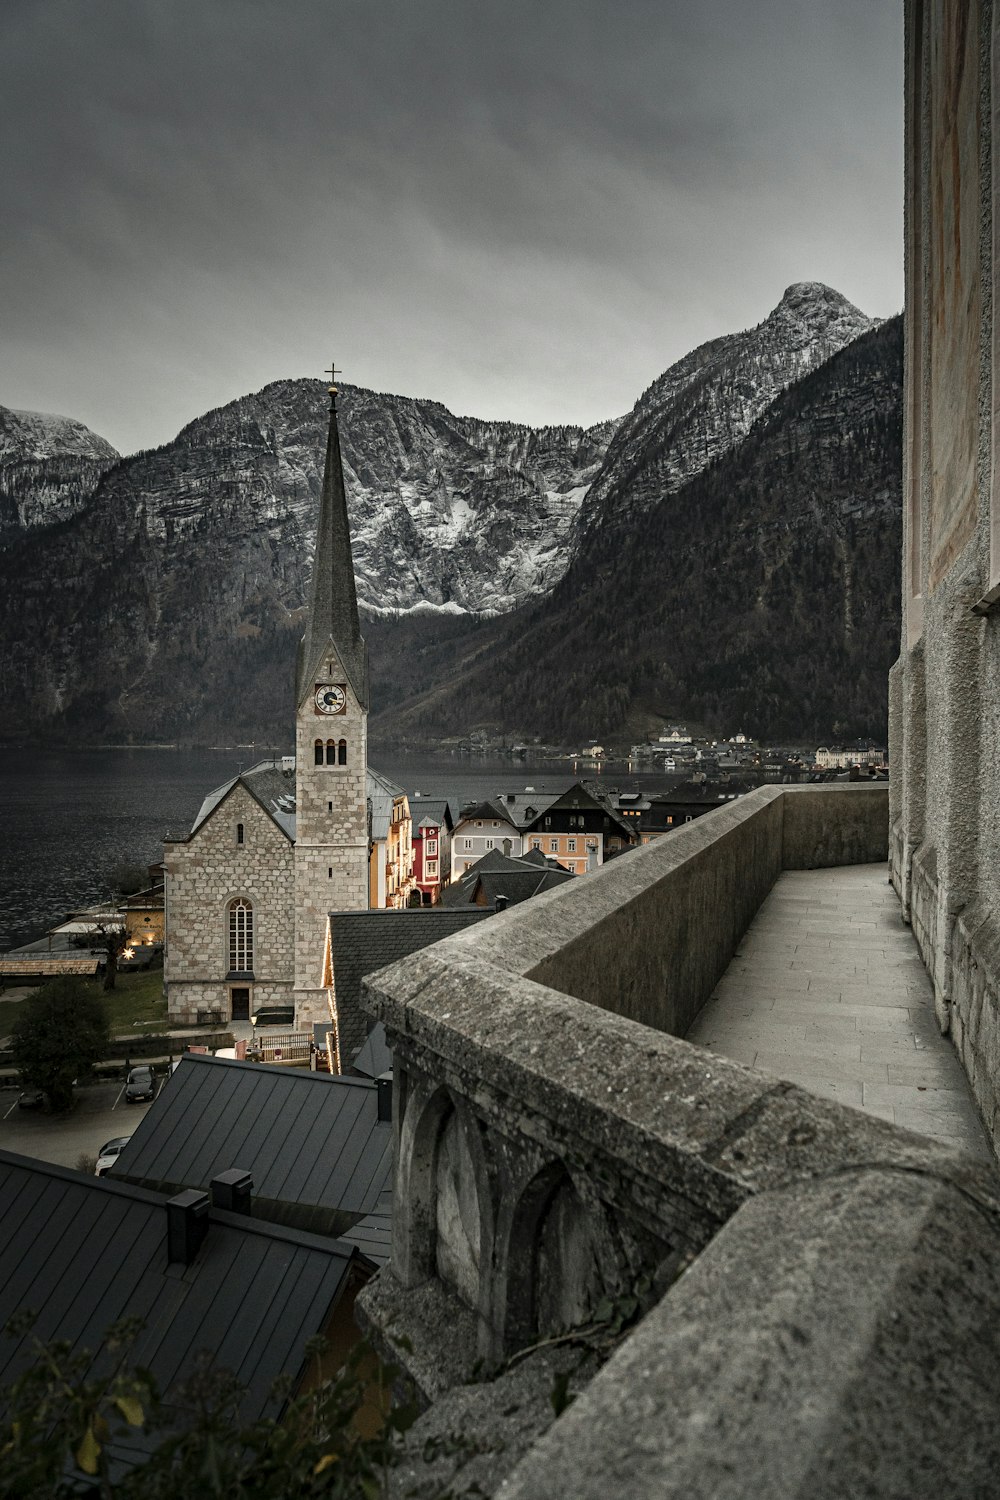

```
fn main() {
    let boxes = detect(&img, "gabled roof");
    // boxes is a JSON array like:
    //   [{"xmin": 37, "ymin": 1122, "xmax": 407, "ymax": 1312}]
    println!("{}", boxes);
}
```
[
  {"xmin": 0, "ymin": 1149, "xmax": 357, "ymax": 1468},
  {"xmin": 184, "ymin": 759, "xmax": 296, "ymax": 843},
  {"xmin": 412, "ymin": 798, "xmax": 454, "ymax": 832},
  {"xmin": 112, "ymin": 1054, "xmax": 390, "ymax": 1237},
  {"xmin": 521, "ymin": 781, "xmax": 636, "ymax": 839},
  {"xmin": 441, "ymin": 848, "xmax": 572, "ymax": 907},
  {"xmin": 490, "ymin": 790, "xmax": 560, "ymax": 828},
  {"xmin": 469, "ymin": 866, "xmax": 572, "ymax": 908},
  {"xmin": 455, "ymin": 797, "xmax": 520, "ymax": 829},
  {"xmin": 296, "ymin": 392, "xmax": 369, "ymax": 710}
]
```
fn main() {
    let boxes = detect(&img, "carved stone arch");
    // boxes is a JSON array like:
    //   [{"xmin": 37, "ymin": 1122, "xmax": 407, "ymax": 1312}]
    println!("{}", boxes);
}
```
[
  {"xmin": 497, "ymin": 1157, "xmax": 621, "ymax": 1353},
  {"xmin": 394, "ymin": 1079, "xmax": 495, "ymax": 1313}
]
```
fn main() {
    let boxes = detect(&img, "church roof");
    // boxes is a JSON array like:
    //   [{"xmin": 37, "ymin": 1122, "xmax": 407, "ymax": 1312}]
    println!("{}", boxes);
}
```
[
  {"xmin": 181, "ymin": 761, "xmax": 403, "ymax": 847},
  {"xmin": 296, "ymin": 389, "xmax": 369, "ymax": 711},
  {"xmin": 184, "ymin": 759, "xmax": 296, "ymax": 843}
]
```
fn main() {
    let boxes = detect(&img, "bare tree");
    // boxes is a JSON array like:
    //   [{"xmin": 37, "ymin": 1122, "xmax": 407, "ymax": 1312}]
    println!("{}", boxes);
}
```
[{"xmin": 87, "ymin": 921, "xmax": 131, "ymax": 992}]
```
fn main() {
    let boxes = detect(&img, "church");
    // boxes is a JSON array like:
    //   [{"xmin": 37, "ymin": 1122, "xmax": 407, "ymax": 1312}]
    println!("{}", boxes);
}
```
[{"xmin": 163, "ymin": 376, "xmax": 412, "ymax": 1032}]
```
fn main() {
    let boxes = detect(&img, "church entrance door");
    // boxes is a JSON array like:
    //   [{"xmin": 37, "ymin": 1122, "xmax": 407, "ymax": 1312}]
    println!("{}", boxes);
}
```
[{"xmin": 230, "ymin": 987, "xmax": 251, "ymax": 1021}]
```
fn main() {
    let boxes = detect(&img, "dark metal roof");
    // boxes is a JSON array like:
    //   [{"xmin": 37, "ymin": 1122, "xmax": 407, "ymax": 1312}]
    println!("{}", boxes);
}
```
[
  {"xmin": 340, "ymin": 1184, "xmax": 392, "ymax": 1266},
  {"xmin": 0, "ymin": 1149, "xmax": 356, "ymax": 1464},
  {"xmin": 111, "ymin": 1055, "xmax": 390, "ymax": 1236}
]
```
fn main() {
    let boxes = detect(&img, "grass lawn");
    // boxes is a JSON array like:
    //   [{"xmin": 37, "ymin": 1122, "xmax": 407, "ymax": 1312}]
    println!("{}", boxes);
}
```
[{"xmin": 0, "ymin": 968, "xmax": 167, "ymax": 1040}]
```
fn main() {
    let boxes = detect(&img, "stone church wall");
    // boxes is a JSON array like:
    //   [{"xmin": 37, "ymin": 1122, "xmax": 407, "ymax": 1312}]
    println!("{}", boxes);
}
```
[{"xmin": 164, "ymin": 784, "xmax": 295, "ymax": 1024}]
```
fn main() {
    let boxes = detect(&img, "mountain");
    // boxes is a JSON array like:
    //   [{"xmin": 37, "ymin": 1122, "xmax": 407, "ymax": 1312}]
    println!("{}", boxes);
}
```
[
  {"xmin": 0, "ymin": 382, "xmax": 616, "ymax": 743},
  {"xmin": 574, "ymin": 282, "xmax": 876, "ymax": 540},
  {"xmin": 0, "ymin": 405, "xmax": 119, "ymax": 537},
  {"xmin": 375, "ymin": 316, "xmax": 903, "ymax": 748},
  {"xmin": 0, "ymin": 286, "xmax": 899, "ymax": 747}
]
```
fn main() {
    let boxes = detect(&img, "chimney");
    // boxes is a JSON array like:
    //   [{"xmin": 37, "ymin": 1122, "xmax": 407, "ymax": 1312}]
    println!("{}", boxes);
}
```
[
  {"xmin": 376, "ymin": 1071, "xmax": 393, "ymax": 1123},
  {"xmin": 167, "ymin": 1189, "xmax": 210, "ymax": 1264},
  {"xmin": 210, "ymin": 1169, "xmax": 253, "ymax": 1215},
  {"xmin": 495, "ymin": 894, "xmax": 509, "ymax": 912}
]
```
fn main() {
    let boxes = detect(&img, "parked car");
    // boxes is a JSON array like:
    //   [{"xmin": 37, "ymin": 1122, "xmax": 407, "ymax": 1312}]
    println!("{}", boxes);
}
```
[
  {"xmin": 124, "ymin": 1065, "xmax": 156, "ymax": 1103},
  {"xmin": 16, "ymin": 1088, "xmax": 44, "ymax": 1110},
  {"xmin": 95, "ymin": 1136, "xmax": 131, "ymax": 1176}
]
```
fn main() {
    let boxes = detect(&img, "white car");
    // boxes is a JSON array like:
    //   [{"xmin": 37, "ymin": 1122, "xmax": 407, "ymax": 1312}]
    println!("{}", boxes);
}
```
[{"xmin": 95, "ymin": 1136, "xmax": 131, "ymax": 1177}]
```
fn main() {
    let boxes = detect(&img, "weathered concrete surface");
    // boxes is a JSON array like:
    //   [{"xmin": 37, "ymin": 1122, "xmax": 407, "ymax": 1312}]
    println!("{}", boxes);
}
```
[
  {"xmin": 387, "ymin": 1345, "xmax": 601, "ymax": 1500},
  {"xmin": 687, "ymin": 864, "xmax": 992, "ymax": 1160},
  {"xmin": 497, "ymin": 1170, "xmax": 1000, "ymax": 1500}
]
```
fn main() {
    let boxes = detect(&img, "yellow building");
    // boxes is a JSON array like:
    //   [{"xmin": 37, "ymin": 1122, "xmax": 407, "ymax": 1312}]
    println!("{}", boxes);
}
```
[{"xmin": 367, "ymin": 768, "xmax": 414, "ymax": 908}]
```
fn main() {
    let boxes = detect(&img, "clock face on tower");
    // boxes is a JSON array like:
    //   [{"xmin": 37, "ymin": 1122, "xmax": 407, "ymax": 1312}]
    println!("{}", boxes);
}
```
[{"xmin": 314, "ymin": 683, "xmax": 347, "ymax": 715}]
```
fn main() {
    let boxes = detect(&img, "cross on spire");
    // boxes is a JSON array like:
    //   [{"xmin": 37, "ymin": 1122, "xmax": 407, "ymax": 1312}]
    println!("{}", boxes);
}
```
[{"xmin": 324, "ymin": 362, "xmax": 342, "ymax": 386}]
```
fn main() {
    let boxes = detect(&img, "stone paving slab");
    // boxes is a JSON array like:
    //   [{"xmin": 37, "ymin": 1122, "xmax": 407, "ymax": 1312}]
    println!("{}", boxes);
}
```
[{"xmin": 686, "ymin": 864, "xmax": 994, "ymax": 1164}]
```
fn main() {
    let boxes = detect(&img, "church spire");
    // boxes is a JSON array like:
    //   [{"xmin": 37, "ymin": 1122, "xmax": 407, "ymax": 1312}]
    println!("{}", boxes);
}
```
[{"xmin": 297, "ymin": 375, "xmax": 369, "ymax": 709}]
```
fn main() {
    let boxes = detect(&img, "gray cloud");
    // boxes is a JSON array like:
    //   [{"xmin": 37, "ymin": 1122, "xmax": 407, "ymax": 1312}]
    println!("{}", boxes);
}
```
[{"xmin": 0, "ymin": 0, "xmax": 902, "ymax": 453}]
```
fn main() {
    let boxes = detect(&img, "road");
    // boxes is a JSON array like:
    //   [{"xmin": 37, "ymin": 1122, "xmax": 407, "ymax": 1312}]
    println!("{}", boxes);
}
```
[{"xmin": 0, "ymin": 1080, "xmax": 159, "ymax": 1169}]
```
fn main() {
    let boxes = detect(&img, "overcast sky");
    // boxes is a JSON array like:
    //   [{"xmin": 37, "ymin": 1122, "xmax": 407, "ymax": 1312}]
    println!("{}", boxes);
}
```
[{"xmin": 0, "ymin": 0, "xmax": 903, "ymax": 456}]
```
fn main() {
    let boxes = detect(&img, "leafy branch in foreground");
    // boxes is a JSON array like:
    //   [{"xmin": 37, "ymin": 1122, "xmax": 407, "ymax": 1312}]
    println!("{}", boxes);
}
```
[{"xmin": 0, "ymin": 1318, "xmax": 419, "ymax": 1500}]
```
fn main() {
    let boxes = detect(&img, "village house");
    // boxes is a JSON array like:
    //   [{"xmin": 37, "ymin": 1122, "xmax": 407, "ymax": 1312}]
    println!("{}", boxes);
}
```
[
  {"xmin": 409, "ymin": 798, "xmax": 454, "ymax": 904},
  {"xmin": 367, "ymin": 768, "xmax": 414, "ymax": 909},
  {"xmin": 450, "ymin": 798, "xmax": 526, "ymax": 879},
  {"xmin": 521, "ymin": 783, "xmax": 636, "ymax": 874}
]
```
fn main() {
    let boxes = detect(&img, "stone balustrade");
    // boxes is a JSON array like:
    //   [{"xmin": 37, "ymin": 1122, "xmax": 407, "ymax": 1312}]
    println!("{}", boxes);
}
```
[{"xmin": 358, "ymin": 783, "xmax": 1000, "ymax": 1496}]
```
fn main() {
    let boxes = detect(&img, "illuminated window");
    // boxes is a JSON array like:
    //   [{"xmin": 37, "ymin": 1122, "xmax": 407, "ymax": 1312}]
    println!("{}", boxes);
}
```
[{"xmin": 228, "ymin": 899, "xmax": 253, "ymax": 972}]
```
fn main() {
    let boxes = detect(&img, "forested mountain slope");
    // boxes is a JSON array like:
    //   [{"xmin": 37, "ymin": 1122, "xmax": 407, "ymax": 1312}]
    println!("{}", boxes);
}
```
[{"xmin": 374, "ymin": 316, "xmax": 903, "ymax": 746}]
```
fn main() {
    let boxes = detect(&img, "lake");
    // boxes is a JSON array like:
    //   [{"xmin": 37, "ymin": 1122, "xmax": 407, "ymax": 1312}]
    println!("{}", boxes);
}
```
[{"xmin": 0, "ymin": 746, "xmax": 688, "ymax": 951}]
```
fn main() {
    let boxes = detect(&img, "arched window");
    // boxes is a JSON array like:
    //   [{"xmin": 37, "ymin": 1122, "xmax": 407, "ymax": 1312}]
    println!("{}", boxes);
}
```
[
  {"xmin": 314, "ymin": 740, "xmax": 324, "ymax": 766},
  {"xmin": 236, "ymin": 823, "xmax": 244, "ymax": 845},
  {"xmin": 338, "ymin": 738, "xmax": 347, "ymax": 765},
  {"xmin": 326, "ymin": 739, "xmax": 337, "ymax": 765},
  {"xmin": 228, "ymin": 898, "xmax": 253, "ymax": 973}
]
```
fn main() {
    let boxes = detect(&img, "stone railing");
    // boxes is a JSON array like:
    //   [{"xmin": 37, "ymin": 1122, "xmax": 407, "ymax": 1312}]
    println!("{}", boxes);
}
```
[{"xmin": 358, "ymin": 783, "xmax": 1000, "ymax": 1496}]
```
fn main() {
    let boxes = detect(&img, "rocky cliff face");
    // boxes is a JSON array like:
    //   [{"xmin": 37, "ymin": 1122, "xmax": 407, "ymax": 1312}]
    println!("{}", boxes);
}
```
[
  {"xmin": 0, "ymin": 405, "xmax": 119, "ymax": 537},
  {"xmin": 574, "ymin": 282, "xmax": 876, "ymax": 539}
]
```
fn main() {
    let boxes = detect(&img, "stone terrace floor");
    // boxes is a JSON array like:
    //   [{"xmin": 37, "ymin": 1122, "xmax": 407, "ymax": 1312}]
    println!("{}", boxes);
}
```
[{"xmin": 686, "ymin": 863, "xmax": 993, "ymax": 1164}]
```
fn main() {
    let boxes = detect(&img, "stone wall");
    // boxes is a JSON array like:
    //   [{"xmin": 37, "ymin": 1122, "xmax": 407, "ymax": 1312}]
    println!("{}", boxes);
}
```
[
  {"xmin": 294, "ymin": 651, "xmax": 369, "ymax": 1025},
  {"xmin": 356, "ymin": 783, "xmax": 1000, "ymax": 1492},
  {"xmin": 164, "ymin": 784, "xmax": 294, "ymax": 1024},
  {"xmin": 892, "ymin": 0, "xmax": 1000, "ymax": 1155}
]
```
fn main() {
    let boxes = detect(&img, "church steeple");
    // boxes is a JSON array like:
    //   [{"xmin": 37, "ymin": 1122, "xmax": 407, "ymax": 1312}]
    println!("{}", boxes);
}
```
[{"xmin": 297, "ymin": 378, "xmax": 368, "ymax": 710}]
